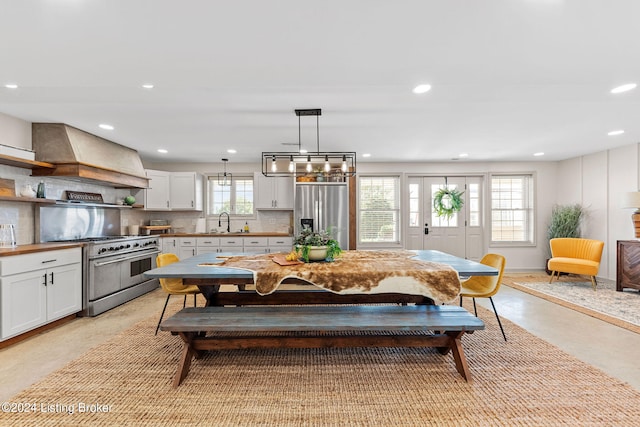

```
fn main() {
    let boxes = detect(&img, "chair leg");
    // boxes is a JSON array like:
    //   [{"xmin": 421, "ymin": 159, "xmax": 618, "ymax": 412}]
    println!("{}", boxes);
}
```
[
  {"xmin": 155, "ymin": 294, "xmax": 171, "ymax": 335},
  {"xmin": 489, "ymin": 296, "xmax": 507, "ymax": 342},
  {"xmin": 549, "ymin": 271, "xmax": 556, "ymax": 284},
  {"xmin": 590, "ymin": 276, "xmax": 597, "ymax": 290},
  {"xmin": 183, "ymin": 295, "xmax": 187, "ymax": 308},
  {"xmin": 459, "ymin": 295, "xmax": 463, "ymax": 307},
  {"xmin": 472, "ymin": 298, "xmax": 478, "ymax": 316},
  {"xmin": 194, "ymin": 293, "xmax": 197, "ymax": 307}
]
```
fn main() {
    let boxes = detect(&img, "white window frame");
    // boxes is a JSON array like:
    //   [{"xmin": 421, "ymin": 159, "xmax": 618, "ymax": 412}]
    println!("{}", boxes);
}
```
[
  {"xmin": 489, "ymin": 173, "xmax": 536, "ymax": 247},
  {"xmin": 205, "ymin": 174, "xmax": 256, "ymax": 219},
  {"xmin": 357, "ymin": 174, "xmax": 402, "ymax": 248}
]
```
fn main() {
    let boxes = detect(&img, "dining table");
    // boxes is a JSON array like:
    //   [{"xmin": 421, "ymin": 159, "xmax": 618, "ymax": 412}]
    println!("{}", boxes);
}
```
[
  {"xmin": 147, "ymin": 249, "xmax": 497, "ymax": 386},
  {"xmin": 144, "ymin": 249, "xmax": 499, "ymax": 306}
]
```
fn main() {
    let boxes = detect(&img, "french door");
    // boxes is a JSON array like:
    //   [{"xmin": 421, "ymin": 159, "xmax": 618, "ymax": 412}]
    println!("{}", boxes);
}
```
[{"xmin": 406, "ymin": 176, "xmax": 483, "ymax": 261}]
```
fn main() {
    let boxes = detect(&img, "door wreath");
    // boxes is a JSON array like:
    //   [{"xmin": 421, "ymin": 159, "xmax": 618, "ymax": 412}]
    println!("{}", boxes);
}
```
[{"xmin": 433, "ymin": 188, "xmax": 464, "ymax": 219}]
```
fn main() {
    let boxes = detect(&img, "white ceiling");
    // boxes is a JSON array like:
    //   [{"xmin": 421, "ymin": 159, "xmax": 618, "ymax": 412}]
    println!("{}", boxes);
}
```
[{"xmin": 1, "ymin": 0, "xmax": 640, "ymax": 164}]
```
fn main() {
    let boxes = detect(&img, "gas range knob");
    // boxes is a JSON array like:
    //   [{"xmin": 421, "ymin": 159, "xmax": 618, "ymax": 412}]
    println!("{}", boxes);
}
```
[
  {"xmin": 118, "ymin": 245, "xmax": 125, "ymax": 250},
  {"xmin": 125, "ymin": 244, "xmax": 131, "ymax": 248},
  {"xmin": 108, "ymin": 247, "xmax": 115, "ymax": 251},
  {"xmin": 99, "ymin": 248, "xmax": 107, "ymax": 254},
  {"xmin": 133, "ymin": 243, "xmax": 140, "ymax": 247}
]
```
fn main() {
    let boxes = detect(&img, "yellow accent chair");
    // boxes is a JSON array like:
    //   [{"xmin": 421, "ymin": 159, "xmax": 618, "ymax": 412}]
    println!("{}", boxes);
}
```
[
  {"xmin": 155, "ymin": 253, "xmax": 201, "ymax": 335},
  {"xmin": 459, "ymin": 253, "xmax": 507, "ymax": 341},
  {"xmin": 547, "ymin": 238, "xmax": 604, "ymax": 290}
]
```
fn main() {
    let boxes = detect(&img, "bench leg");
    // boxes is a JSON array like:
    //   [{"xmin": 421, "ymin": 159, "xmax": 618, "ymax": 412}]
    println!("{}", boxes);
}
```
[
  {"xmin": 446, "ymin": 331, "xmax": 472, "ymax": 382},
  {"xmin": 173, "ymin": 332, "xmax": 197, "ymax": 388}
]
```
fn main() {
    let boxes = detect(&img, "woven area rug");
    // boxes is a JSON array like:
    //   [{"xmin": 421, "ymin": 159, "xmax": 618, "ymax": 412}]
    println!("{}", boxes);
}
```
[
  {"xmin": 3, "ymin": 299, "xmax": 640, "ymax": 426},
  {"xmin": 503, "ymin": 273, "xmax": 640, "ymax": 334}
]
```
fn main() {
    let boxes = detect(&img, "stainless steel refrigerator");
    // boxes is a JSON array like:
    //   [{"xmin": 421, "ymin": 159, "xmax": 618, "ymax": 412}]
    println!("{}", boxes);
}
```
[{"xmin": 295, "ymin": 183, "xmax": 349, "ymax": 249}]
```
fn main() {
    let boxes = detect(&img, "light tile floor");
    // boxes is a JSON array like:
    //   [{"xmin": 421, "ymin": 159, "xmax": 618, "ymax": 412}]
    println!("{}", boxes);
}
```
[{"xmin": 1, "ymin": 281, "xmax": 639, "ymax": 402}]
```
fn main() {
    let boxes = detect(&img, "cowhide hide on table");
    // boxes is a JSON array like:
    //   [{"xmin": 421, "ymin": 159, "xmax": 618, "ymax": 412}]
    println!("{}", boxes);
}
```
[{"xmin": 218, "ymin": 250, "xmax": 461, "ymax": 303}]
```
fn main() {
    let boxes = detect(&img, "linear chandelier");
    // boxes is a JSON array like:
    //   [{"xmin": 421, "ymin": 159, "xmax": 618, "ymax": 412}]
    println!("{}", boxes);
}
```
[{"xmin": 261, "ymin": 108, "xmax": 356, "ymax": 178}]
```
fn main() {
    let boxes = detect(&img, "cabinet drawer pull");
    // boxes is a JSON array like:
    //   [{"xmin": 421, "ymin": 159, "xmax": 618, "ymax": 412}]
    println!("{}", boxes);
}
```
[
  {"xmin": 41, "ymin": 259, "xmax": 57, "ymax": 264},
  {"xmin": 43, "ymin": 273, "xmax": 47, "ymax": 286},
  {"xmin": 50, "ymin": 272, "xmax": 54, "ymax": 285}
]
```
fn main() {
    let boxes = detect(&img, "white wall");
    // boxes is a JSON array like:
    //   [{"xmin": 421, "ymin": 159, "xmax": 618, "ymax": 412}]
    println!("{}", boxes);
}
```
[
  {"xmin": 6, "ymin": 111, "xmax": 635, "ymax": 277},
  {"xmin": 358, "ymin": 161, "xmax": 559, "ymax": 271},
  {"xmin": 556, "ymin": 144, "xmax": 640, "ymax": 280}
]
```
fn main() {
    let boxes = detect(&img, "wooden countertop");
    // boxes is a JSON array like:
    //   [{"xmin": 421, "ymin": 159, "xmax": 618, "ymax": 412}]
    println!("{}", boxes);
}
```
[
  {"xmin": 0, "ymin": 242, "xmax": 84, "ymax": 257},
  {"xmin": 160, "ymin": 232, "xmax": 292, "ymax": 238}
]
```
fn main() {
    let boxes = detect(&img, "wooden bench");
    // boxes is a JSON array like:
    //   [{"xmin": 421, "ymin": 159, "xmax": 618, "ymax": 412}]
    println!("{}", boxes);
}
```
[{"xmin": 160, "ymin": 305, "xmax": 485, "ymax": 387}]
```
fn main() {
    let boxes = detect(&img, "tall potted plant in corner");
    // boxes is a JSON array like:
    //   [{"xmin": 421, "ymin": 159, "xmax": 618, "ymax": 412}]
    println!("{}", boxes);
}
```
[{"xmin": 545, "ymin": 203, "xmax": 585, "ymax": 274}]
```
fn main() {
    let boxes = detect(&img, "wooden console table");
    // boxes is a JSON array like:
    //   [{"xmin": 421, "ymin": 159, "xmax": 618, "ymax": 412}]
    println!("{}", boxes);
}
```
[{"xmin": 616, "ymin": 240, "xmax": 640, "ymax": 291}]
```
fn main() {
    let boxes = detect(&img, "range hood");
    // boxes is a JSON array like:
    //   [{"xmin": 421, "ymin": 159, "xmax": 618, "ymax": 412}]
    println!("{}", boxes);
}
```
[{"xmin": 31, "ymin": 123, "xmax": 149, "ymax": 188}]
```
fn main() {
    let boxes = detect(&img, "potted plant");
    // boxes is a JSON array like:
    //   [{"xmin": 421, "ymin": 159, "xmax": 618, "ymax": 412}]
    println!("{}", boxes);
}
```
[
  {"xmin": 433, "ymin": 187, "xmax": 464, "ymax": 219},
  {"xmin": 545, "ymin": 203, "xmax": 585, "ymax": 273},
  {"xmin": 294, "ymin": 226, "xmax": 342, "ymax": 262}
]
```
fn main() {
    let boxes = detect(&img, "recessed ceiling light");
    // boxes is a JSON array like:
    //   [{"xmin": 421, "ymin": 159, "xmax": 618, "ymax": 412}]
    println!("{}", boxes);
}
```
[
  {"xmin": 534, "ymin": 152, "xmax": 544, "ymax": 157},
  {"xmin": 141, "ymin": 84, "xmax": 154, "ymax": 89},
  {"xmin": 157, "ymin": 149, "xmax": 168, "ymax": 154},
  {"xmin": 4, "ymin": 83, "xmax": 18, "ymax": 89},
  {"xmin": 99, "ymin": 124, "xmax": 114, "ymax": 130},
  {"xmin": 459, "ymin": 153, "xmax": 468, "ymax": 158},
  {"xmin": 608, "ymin": 130, "xmax": 624, "ymax": 136},
  {"xmin": 227, "ymin": 149, "xmax": 237, "ymax": 154},
  {"xmin": 362, "ymin": 153, "xmax": 372, "ymax": 158},
  {"xmin": 611, "ymin": 83, "xmax": 637, "ymax": 94},
  {"xmin": 412, "ymin": 84, "xmax": 431, "ymax": 94}
]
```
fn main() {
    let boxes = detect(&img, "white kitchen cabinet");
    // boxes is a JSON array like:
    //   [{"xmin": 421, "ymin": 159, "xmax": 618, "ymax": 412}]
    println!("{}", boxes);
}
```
[
  {"xmin": 243, "ymin": 237, "xmax": 269, "ymax": 254},
  {"xmin": 254, "ymin": 173, "xmax": 294, "ymax": 210},
  {"xmin": 141, "ymin": 170, "xmax": 203, "ymax": 211},
  {"xmin": 163, "ymin": 235, "xmax": 293, "ymax": 256},
  {"xmin": 178, "ymin": 237, "xmax": 197, "ymax": 259},
  {"xmin": 161, "ymin": 237, "xmax": 178, "ymax": 254},
  {"xmin": 219, "ymin": 237, "xmax": 244, "ymax": 254},
  {"xmin": 170, "ymin": 172, "xmax": 203, "ymax": 210},
  {"xmin": 268, "ymin": 236, "xmax": 294, "ymax": 253},
  {"xmin": 196, "ymin": 237, "xmax": 220, "ymax": 255},
  {"xmin": 0, "ymin": 248, "xmax": 82, "ymax": 341},
  {"xmin": 144, "ymin": 169, "xmax": 171, "ymax": 210}
]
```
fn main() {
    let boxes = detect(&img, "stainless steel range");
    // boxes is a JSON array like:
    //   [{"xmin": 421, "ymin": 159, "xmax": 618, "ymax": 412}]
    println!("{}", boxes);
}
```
[
  {"xmin": 82, "ymin": 235, "xmax": 160, "ymax": 316},
  {"xmin": 37, "ymin": 203, "xmax": 160, "ymax": 316}
]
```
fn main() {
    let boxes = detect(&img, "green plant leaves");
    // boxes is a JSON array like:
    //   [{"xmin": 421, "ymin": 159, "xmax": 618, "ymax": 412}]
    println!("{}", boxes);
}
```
[
  {"xmin": 294, "ymin": 226, "xmax": 342, "ymax": 262},
  {"xmin": 547, "ymin": 204, "xmax": 585, "ymax": 240},
  {"xmin": 433, "ymin": 188, "xmax": 464, "ymax": 219}
]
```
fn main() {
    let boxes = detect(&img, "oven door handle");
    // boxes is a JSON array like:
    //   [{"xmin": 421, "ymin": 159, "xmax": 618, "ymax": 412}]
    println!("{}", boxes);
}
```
[{"xmin": 92, "ymin": 250, "xmax": 161, "ymax": 267}]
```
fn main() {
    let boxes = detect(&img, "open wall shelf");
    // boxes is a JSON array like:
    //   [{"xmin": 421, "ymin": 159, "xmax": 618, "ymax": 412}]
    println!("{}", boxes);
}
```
[{"xmin": 0, "ymin": 153, "xmax": 54, "ymax": 169}]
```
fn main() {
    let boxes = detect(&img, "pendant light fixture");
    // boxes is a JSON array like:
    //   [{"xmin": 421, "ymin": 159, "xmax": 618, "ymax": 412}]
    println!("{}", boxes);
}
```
[
  {"xmin": 217, "ymin": 158, "xmax": 232, "ymax": 186},
  {"xmin": 262, "ymin": 108, "xmax": 356, "ymax": 177}
]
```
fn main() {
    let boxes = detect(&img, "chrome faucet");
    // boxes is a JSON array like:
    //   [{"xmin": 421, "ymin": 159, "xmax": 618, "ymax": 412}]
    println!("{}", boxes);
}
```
[{"xmin": 218, "ymin": 211, "xmax": 230, "ymax": 233}]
